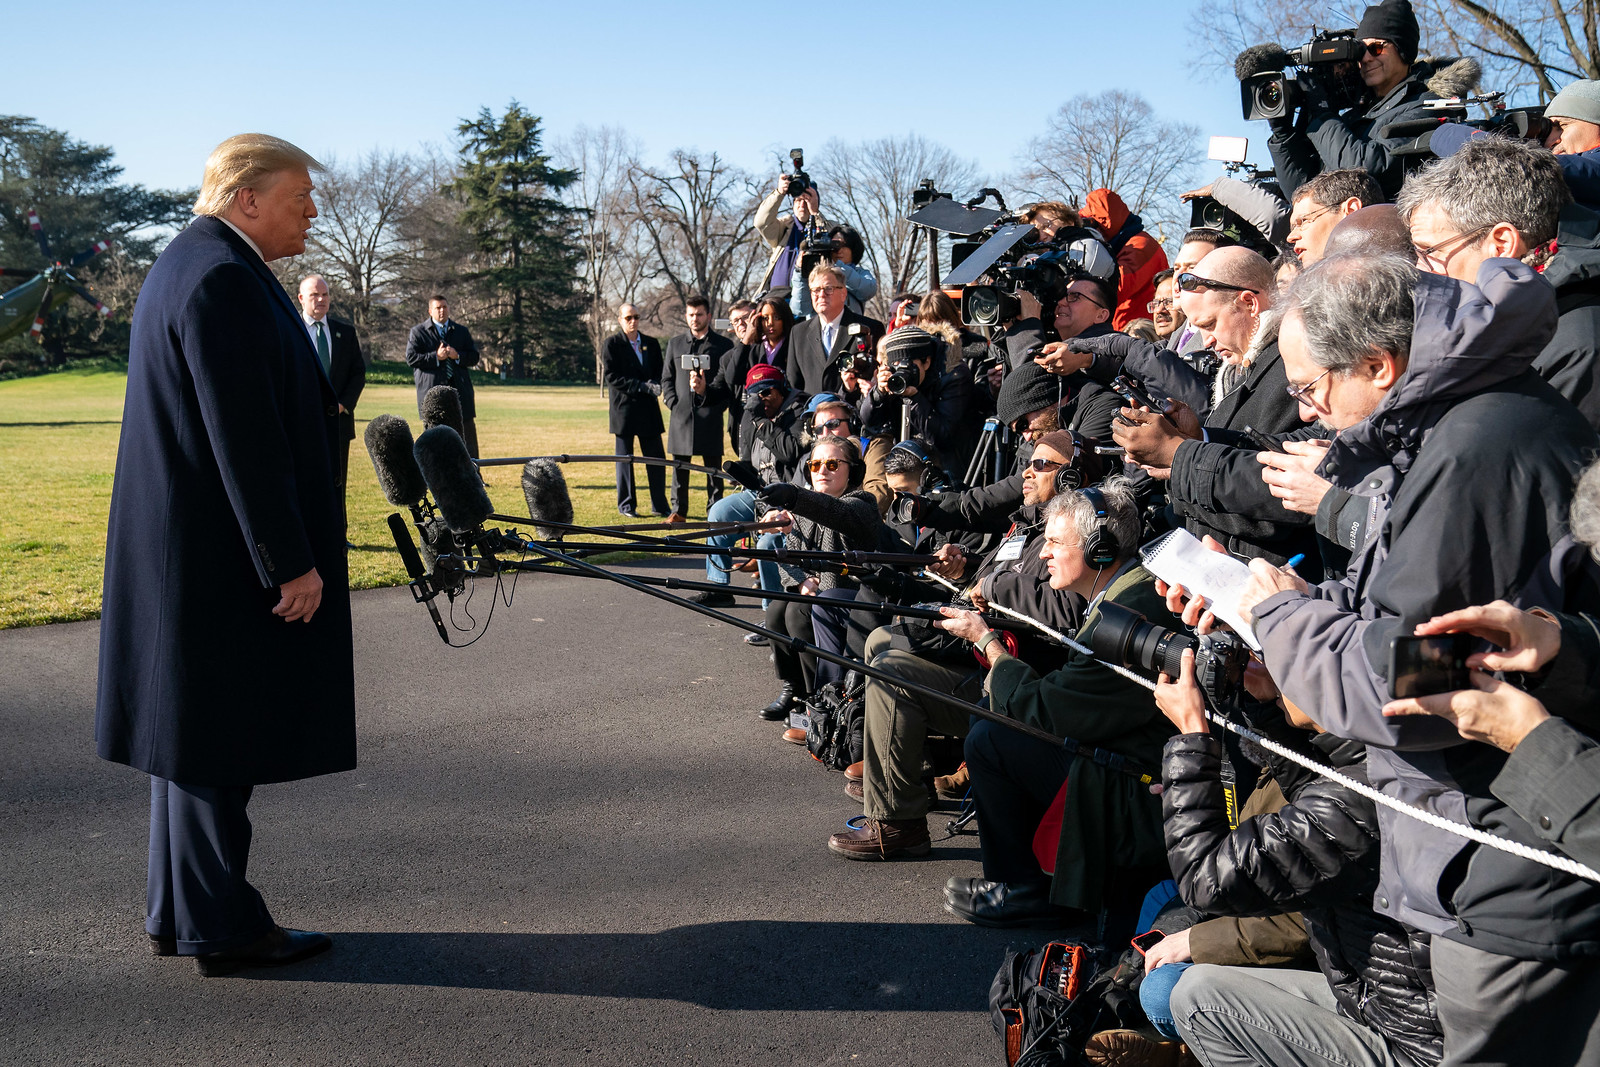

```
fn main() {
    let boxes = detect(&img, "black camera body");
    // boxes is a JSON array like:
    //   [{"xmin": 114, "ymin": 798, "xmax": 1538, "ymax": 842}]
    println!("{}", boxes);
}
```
[
  {"xmin": 884, "ymin": 354, "xmax": 923, "ymax": 397},
  {"xmin": 959, "ymin": 233, "xmax": 1100, "ymax": 329},
  {"xmin": 834, "ymin": 323, "xmax": 875, "ymax": 378},
  {"xmin": 784, "ymin": 148, "xmax": 814, "ymax": 198},
  {"xmin": 1241, "ymin": 29, "xmax": 1367, "ymax": 123},
  {"xmin": 1188, "ymin": 163, "xmax": 1283, "ymax": 254},
  {"xmin": 1091, "ymin": 601, "xmax": 1252, "ymax": 705}
]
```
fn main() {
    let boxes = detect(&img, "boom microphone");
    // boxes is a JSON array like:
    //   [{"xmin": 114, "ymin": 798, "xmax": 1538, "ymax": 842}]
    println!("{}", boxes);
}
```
[
  {"xmin": 365, "ymin": 414, "xmax": 428, "ymax": 507},
  {"xmin": 1235, "ymin": 42, "xmax": 1294, "ymax": 80},
  {"xmin": 414, "ymin": 426, "xmax": 493, "ymax": 534},
  {"xmin": 521, "ymin": 459, "xmax": 574, "ymax": 541},
  {"xmin": 421, "ymin": 385, "xmax": 465, "ymax": 437},
  {"xmin": 388, "ymin": 513, "xmax": 450, "ymax": 643}
]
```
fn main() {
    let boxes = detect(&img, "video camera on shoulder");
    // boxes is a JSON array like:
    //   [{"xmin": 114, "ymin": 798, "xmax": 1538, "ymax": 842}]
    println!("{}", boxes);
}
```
[
  {"xmin": 1238, "ymin": 28, "xmax": 1367, "ymax": 122},
  {"xmin": 1091, "ymin": 602, "xmax": 1251, "ymax": 706},
  {"xmin": 678, "ymin": 353, "xmax": 714, "ymax": 373}
]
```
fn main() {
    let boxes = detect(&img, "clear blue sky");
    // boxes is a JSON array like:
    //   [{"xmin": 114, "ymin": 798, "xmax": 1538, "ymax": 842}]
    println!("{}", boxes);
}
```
[{"xmin": 25, "ymin": 0, "xmax": 1267, "ymax": 195}]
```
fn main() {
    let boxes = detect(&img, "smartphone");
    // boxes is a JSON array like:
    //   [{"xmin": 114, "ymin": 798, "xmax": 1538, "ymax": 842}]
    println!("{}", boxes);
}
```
[
  {"xmin": 1243, "ymin": 425, "xmax": 1286, "ymax": 454},
  {"xmin": 1388, "ymin": 633, "xmax": 1474, "ymax": 699},
  {"xmin": 1130, "ymin": 930, "xmax": 1166, "ymax": 956},
  {"xmin": 1111, "ymin": 375, "xmax": 1169, "ymax": 414}
]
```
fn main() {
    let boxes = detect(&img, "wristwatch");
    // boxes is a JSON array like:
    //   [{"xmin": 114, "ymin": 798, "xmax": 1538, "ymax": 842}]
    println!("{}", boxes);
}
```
[{"xmin": 975, "ymin": 631, "xmax": 1004, "ymax": 658}]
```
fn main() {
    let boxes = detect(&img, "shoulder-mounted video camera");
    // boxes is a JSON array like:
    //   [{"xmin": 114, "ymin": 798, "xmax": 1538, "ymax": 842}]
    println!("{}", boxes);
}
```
[
  {"xmin": 947, "ymin": 223, "xmax": 1115, "ymax": 330},
  {"xmin": 1238, "ymin": 28, "xmax": 1367, "ymax": 123}
]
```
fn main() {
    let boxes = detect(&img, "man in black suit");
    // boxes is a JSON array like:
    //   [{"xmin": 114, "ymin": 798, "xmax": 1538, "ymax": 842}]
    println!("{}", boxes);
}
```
[
  {"xmin": 786, "ymin": 263, "xmax": 875, "ymax": 396},
  {"xmin": 710, "ymin": 299, "xmax": 760, "ymax": 453},
  {"xmin": 661, "ymin": 295, "xmax": 732, "ymax": 520},
  {"xmin": 603, "ymin": 303, "xmax": 670, "ymax": 517},
  {"xmin": 97, "ymin": 133, "xmax": 354, "ymax": 977},
  {"xmin": 297, "ymin": 275, "xmax": 365, "ymax": 541},
  {"xmin": 406, "ymin": 296, "xmax": 480, "ymax": 456}
]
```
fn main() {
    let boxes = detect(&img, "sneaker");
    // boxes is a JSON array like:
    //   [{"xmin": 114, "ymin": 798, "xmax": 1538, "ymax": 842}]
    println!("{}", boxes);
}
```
[
  {"xmin": 687, "ymin": 589, "xmax": 735, "ymax": 608},
  {"xmin": 743, "ymin": 632, "xmax": 769, "ymax": 646},
  {"xmin": 934, "ymin": 762, "xmax": 970, "ymax": 800},
  {"xmin": 1082, "ymin": 1029, "xmax": 1196, "ymax": 1067},
  {"xmin": 828, "ymin": 817, "xmax": 931, "ymax": 861}
]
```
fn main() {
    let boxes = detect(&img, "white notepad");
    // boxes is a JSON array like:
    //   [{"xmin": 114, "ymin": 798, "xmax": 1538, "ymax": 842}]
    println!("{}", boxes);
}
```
[{"xmin": 1138, "ymin": 529, "xmax": 1263, "ymax": 651}]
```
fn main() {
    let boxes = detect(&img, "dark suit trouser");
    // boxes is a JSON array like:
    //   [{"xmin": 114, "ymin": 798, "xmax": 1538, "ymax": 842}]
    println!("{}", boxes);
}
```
[
  {"xmin": 461, "ymin": 417, "xmax": 479, "ymax": 459},
  {"xmin": 334, "ymin": 436, "xmax": 350, "ymax": 536},
  {"xmin": 670, "ymin": 454, "xmax": 722, "ymax": 516},
  {"xmin": 146, "ymin": 777, "xmax": 274, "ymax": 955},
  {"xmin": 615, "ymin": 434, "xmax": 669, "ymax": 512}
]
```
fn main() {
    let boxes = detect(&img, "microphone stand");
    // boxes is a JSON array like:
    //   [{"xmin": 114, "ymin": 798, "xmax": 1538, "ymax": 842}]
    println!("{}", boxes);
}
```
[{"xmin": 477, "ymin": 454, "xmax": 734, "ymax": 480}]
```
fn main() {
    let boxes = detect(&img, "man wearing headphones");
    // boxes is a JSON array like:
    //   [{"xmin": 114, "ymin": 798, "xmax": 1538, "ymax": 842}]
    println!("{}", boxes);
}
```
[
  {"xmin": 828, "ymin": 431, "xmax": 1096, "ymax": 860},
  {"xmin": 933, "ymin": 476, "xmax": 1182, "ymax": 933}
]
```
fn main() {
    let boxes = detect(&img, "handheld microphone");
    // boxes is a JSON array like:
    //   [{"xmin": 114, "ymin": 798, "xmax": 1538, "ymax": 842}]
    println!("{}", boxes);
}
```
[
  {"xmin": 1235, "ymin": 42, "xmax": 1294, "ymax": 80},
  {"xmin": 421, "ymin": 385, "xmax": 466, "ymax": 438},
  {"xmin": 722, "ymin": 459, "xmax": 765, "ymax": 493},
  {"xmin": 521, "ymin": 459, "xmax": 574, "ymax": 541},
  {"xmin": 414, "ymin": 426, "xmax": 493, "ymax": 534},
  {"xmin": 365, "ymin": 415, "xmax": 428, "ymax": 507},
  {"xmin": 387, "ymin": 513, "xmax": 450, "ymax": 643}
]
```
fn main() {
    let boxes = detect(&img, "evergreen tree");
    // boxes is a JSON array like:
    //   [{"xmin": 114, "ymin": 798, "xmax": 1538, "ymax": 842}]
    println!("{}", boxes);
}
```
[{"xmin": 450, "ymin": 103, "xmax": 587, "ymax": 380}]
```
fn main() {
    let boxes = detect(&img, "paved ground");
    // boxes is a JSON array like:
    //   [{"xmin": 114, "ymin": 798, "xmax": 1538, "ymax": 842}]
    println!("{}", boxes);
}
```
[{"xmin": 0, "ymin": 556, "xmax": 1035, "ymax": 1066}]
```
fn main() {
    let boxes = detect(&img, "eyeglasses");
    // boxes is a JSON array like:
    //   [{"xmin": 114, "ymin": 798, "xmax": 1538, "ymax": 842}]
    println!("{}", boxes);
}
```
[
  {"xmin": 816, "ymin": 417, "xmax": 849, "ymax": 432},
  {"xmin": 1061, "ymin": 290, "xmax": 1105, "ymax": 309},
  {"xmin": 808, "ymin": 458, "xmax": 845, "ymax": 473},
  {"xmin": 1176, "ymin": 272, "xmax": 1258, "ymax": 295},
  {"xmin": 1362, "ymin": 39, "xmax": 1392, "ymax": 57},
  {"xmin": 1288, "ymin": 204, "xmax": 1332, "ymax": 232},
  {"xmin": 754, "ymin": 386, "xmax": 781, "ymax": 397},
  {"xmin": 1414, "ymin": 226, "xmax": 1492, "ymax": 270},
  {"xmin": 1285, "ymin": 368, "xmax": 1332, "ymax": 403},
  {"xmin": 1026, "ymin": 457, "xmax": 1064, "ymax": 472},
  {"xmin": 813, "ymin": 285, "xmax": 845, "ymax": 296},
  {"xmin": 1147, "ymin": 298, "xmax": 1175, "ymax": 312}
]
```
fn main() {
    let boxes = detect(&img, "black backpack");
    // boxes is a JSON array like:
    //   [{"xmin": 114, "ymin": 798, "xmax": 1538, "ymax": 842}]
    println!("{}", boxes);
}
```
[{"xmin": 801, "ymin": 671, "xmax": 864, "ymax": 770}]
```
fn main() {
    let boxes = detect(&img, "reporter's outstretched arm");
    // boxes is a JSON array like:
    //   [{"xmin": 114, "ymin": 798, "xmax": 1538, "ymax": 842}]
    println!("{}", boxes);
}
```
[{"xmin": 1210, "ymin": 174, "xmax": 1292, "ymax": 251}]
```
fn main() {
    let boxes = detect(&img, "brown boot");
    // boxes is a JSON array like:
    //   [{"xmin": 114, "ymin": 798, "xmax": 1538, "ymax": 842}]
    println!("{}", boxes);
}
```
[
  {"xmin": 828, "ymin": 817, "xmax": 930, "ymax": 860},
  {"xmin": 844, "ymin": 761, "xmax": 864, "ymax": 783},
  {"xmin": 934, "ymin": 762, "xmax": 970, "ymax": 800},
  {"xmin": 1082, "ymin": 1029, "xmax": 1195, "ymax": 1067},
  {"xmin": 781, "ymin": 727, "xmax": 807, "ymax": 745}
]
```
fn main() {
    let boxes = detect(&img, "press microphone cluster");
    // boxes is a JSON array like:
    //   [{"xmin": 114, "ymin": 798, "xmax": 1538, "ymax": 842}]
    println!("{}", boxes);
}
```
[{"xmin": 421, "ymin": 385, "xmax": 465, "ymax": 438}]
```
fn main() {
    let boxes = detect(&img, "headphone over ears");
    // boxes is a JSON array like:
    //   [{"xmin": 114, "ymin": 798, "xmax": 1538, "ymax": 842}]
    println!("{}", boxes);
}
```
[
  {"xmin": 1077, "ymin": 485, "xmax": 1120, "ymax": 569},
  {"xmin": 1051, "ymin": 433, "xmax": 1106, "ymax": 495},
  {"xmin": 815, "ymin": 436, "xmax": 867, "ymax": 489}
]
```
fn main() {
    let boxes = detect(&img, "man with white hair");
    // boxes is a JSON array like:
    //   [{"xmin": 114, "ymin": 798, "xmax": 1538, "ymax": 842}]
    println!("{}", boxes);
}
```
[{"xmin": 97, "ymin": 134, "xmax": 355, "ymax": 977}]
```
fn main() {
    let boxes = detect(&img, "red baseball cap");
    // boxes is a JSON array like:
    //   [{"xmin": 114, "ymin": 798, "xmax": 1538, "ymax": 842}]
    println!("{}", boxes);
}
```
[{"xmin": 745, "ymin": 363, "xmax": 786, "ymax": 390}]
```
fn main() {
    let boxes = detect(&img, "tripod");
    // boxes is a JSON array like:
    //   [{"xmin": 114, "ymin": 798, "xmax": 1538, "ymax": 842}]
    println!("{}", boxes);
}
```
[{"xmin": 963, "ymin": 417, "xmax": 1015, "ymax": 488}]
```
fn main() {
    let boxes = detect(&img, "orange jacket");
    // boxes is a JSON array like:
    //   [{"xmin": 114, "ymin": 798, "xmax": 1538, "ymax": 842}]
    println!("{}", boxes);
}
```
[{"xmin": 1081, "ymin": 189, "xmax": 1169, "ymax": 330}]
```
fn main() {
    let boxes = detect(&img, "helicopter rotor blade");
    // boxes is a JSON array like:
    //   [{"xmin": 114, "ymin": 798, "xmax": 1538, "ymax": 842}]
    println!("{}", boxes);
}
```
[
  {"xmin": 26, "ymin": 209, "xmax": 54, "ymax": 262},
  {"xmin": 66, "ymin": 281, "xmax": 111, "ymax": 319},
  {"xmin": 30, "ymin": 281, "xmax": 56, "ymax": 342},
  {"xmin": 68, "ymin": 239, "xmax": 112, "ymax": 268}
]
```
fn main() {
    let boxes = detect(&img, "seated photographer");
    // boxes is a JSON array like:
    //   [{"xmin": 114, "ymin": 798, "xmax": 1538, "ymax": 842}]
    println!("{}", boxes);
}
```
[
  {"xmin": 858, "ymin": 326, "xmax": 973, "ymax": 470},
  {"xmin": 695, "ymin": 364, "xmax": 809, "ymax": 610},
  {"xmin": 882, "ymin": 438, "xmax": 984, "ymax": 560},
  {"xmin": 752, "ymin": 435, "xmax": 883, "ymax": 723},
  {"xmin": 933, "ymin": 477, "xmax": 1180, "ymax": 930},
  {"xmin": 786, "ymin": 263, "xmax": 876, "ymax": 396},
  {"xmin": 1078, "ymin": 188, "xmax": 1169, "ymax": 330},
  {"xmin": 1259, "ymin": 0, "xmax": 1479, "ymax": 198},
  {"xmin": 1151, "ymin": 653, "xmax": 1441, "ymax": 1067},
  {"xmin": 826, "ymin": 432, "xmax": 1094, "ymax": 859},
  {"xmin": 1288, "ymin": 167, "xmax": 1385, "ymax": 266}
]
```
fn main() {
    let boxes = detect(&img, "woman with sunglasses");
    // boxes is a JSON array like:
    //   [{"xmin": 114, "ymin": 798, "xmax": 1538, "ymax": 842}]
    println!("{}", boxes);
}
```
[
  {"xmin": 750, "ymin": 435, "xmax": 887, "ymax": 730},
  {"xmin": 1265, "ymin": 0, "xmax": 1480, "ymax": 201}
]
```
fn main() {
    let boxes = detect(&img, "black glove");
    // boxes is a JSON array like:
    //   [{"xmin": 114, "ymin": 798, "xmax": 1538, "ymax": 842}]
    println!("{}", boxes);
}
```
[
  {"xmin": 722, "ymin": 459, "xmax": 764, "ymax": 493},
  {"xmin": 1064, "ymin": 333, "xmax": 1160, "ymax": 384},
  {"xmin": 757, "ymin": 481, "xmax": 799, "ymax": 508},
  {"xmin": 645, "ymin": 381, "xmax": 662, "ymax": 398}
]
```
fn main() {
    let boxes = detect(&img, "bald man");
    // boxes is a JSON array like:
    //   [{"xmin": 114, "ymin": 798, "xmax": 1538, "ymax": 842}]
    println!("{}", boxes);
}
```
[
  {"xmin": 1322, "ymin": 204, "xmax": 1415, "ymax": 259},
  {"xmin": 297, "ymin": 275, "xmax": 365, "ymax": 542}
]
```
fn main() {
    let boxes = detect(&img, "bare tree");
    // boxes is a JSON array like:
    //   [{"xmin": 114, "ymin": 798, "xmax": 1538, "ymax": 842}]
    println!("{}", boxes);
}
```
[
  {"xmin": 554, "ymin": 124, "xmax": 643, "ymax": 382},
  {"xmin": 1016, "ymin": 91, "xmax": 1201, "ymax": 247},
  {"xmin": 813, "ymin": 136, "xmax": 983, "ymax": 309}
]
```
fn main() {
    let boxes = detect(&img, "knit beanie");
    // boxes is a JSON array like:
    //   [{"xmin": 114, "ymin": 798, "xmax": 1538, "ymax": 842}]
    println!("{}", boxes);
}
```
[
  {"xmin": 1356, "ymin": 0, "xmax": 1420, "ymax": 63},
  {"xmin": 995, "ymin": 361, "xmax": 1063, "ymax": 428},
  {"xmin": 1548, "ymin": 80, "xmax": 1600, "ymax": 126}
]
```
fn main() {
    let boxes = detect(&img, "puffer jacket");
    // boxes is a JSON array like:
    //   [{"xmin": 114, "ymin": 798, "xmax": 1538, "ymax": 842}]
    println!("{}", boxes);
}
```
[
  {"xmin": 1081, "ymin": 189, "xmax": 1168, "ymax": 331},
  {"xmin": 1535, "ymin": 203, "xmax": 1600, "ymax": 431},
  {"xmin": 1163, "ymin": 729, "xmax": 1440, "ymax": 1067},
  {"xmin": 1252, "ymin": 260, "xmax": 1600, "ymax": 959},
  {"xmin": 1268, "ymin": 57, "xmax": 1480, "ymax": 198}
]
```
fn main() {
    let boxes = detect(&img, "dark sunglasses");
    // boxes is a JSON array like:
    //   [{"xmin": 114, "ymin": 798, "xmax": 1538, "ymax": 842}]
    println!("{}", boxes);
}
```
[
  {"xmin": 808, "ymin": 458, "xmax": 845, "ymax": 473},
  {"xmin": 1026, "ymin": 457, "xmax": 1064, "ymax": 472},
  {"xmin": 816, "ymin": 417, "xmax": 848, "ymax": 432},
  {"xmin": 1176, "ymin": 272, "xmax": 1259, "ymax": 296},
  {"xmin": 754, "ymin": 385, "xmax": 781, "ymax": 397}
]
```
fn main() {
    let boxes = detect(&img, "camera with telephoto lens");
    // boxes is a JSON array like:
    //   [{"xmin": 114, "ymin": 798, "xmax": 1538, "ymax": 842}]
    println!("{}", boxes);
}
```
[
  {"xmin": 1091, "ymin": 601, "xmax": 1251, "ymax": 705},
  {"xmin": 1240, "ymin": 28, "xmax": 1367, "ymax": 123}
]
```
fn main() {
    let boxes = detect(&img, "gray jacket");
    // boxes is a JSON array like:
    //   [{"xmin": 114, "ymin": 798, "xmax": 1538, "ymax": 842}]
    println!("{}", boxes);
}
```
[{"xmin": 1252, "ymin": 260, "xmax": 1600, "ymax": 960}]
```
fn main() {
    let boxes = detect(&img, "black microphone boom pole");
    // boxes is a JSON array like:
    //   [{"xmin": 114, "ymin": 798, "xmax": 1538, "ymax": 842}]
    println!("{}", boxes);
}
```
[{"xmin": 478, "ymin": 454, "xmax": 733, "ymax": 480}]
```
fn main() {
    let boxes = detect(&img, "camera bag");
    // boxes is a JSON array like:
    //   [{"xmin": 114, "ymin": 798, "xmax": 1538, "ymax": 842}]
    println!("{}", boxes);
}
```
[{"xmin": 803, "ymin": 673, "xmax": 864, "ymax": 770}]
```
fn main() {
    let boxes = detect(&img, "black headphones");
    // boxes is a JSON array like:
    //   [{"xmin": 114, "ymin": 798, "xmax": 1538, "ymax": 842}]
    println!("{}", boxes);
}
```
[
  {"xmin": 813, "ymin": 437, "xmax": 867, "ymax": 489},
  {"xmin": 891, "ymin": 438, "xmax": 951, "ymax": 495},
  {"xmin": 1051, "ymin": 433, "xmax": 1106, "ymax": 495},
  {"xmin": 1077, "ymin": 485, "xmax": 1120, "ymax": 568}
]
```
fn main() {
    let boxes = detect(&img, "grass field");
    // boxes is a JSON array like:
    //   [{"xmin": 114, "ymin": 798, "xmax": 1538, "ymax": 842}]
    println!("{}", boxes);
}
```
[{"xmin": 0, "ymin": 369, "xmax": 710, "ymax": 629}]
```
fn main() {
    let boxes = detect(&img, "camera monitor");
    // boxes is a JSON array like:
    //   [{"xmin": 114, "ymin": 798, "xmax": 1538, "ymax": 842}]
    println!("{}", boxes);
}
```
[
  {"xmin": 906, "ymin": 198, "xmax": 1004, "ymax": 236},
  {"xmin": 1208, "ymin": 136, "xmax": 1249, "ymax": 163},
  {"xmin": 940, "ymin": 223, "xmax": 1038, "ymax": 288}
]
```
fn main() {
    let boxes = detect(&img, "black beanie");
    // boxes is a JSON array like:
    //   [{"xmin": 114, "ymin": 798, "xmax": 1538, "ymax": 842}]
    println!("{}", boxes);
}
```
[
  {"xmin": 1356, "ymin": 0, "xmax": 1420, "ymax": 63},
  {"xmin": 995, "ymin": 361, "xmax": 1063, "ymax": 428}
]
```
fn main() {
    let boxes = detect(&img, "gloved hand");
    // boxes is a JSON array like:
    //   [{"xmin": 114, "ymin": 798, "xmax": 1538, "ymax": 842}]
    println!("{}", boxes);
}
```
[
  {"xmin": 757, "ymin": 481, "xmax": 799, "ymax": 508},
  {"xmin": 742, "ymin": 391, "xmax": 766, "ymax": 417}
]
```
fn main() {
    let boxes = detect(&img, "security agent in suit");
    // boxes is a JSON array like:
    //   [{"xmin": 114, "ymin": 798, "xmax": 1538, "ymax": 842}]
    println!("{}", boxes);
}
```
[
  {"xmin": 603, "ymin": 303, "xmax": 670, "ymax": 517},
  {"xmin": 96, "ymin": 134, "xmax": 355, "ymax": 977},
  {"xmin": 785, "ymin": 262, "xmax": 877, "ymax": 396},
  {"xmin": 406, "ymin": 296, "xmax": 481, "ymax": 456},
  {"xmin": 661, "ymin": 296, "xmax": 733, "ymax": 518},
  {"xmin": 297, "ymin": 274, "xmax": 365, "ymax": 540}
]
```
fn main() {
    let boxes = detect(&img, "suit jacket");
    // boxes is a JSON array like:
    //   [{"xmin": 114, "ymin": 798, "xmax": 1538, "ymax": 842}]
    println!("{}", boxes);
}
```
[
  {"xmin": 662, "ymin": 329, "xmax": 733, "ymax": 455},
  {"xmin": 603, "ymin": 331, "xmax": 665, "ymax": 436},
  {"xmin": 712, "ymin": 337, "xmax": 789, "ymax": 449},
  {"xmin": 96, "ymin": 216, "xmax": 355, "ymax": 787},
  {"xmin": 786, "ymin": 309, "xmax": 875, "ymax": 396},
  {"xmin": 316, "ymin": 315, "xmax": 365, "ymax": 441},
  {"xmin": 406, "ymin": 318, "xmax": 480, "ymax": 418}
]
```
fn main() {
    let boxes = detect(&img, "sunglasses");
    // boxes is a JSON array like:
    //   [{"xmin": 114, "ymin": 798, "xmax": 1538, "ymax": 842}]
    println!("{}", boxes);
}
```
[
  {"xmin": 1026, "ymin": 457, "xmax": 1064, "ymax": 472},
  {"xmin": 816, "ymin": 417, "xmax": 848, "ymax": 432},
  {"xmin": 754, "ymin": 385, "xmax": 781, "ymax": 397},
  {"xmin": 1363, "ymin": 39, "xmax": 1392, "ymax": 57},
  {"xmin": 808, "ymin": 458, "xmax": 846, "ymax": 473},
  {"xmin": 1176, "ymin": 272, "xmax": 1259, "ymax": 296}
]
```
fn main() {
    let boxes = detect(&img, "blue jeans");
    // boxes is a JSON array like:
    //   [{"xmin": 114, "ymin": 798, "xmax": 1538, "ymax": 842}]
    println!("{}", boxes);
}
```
[
  {"xmin": 1141, "ymin": 962, "xmax": 1193, "ymax": 1040},
  {"xmin": 705, "ymin": 492, "xmax": 781, "ymax": 598}
]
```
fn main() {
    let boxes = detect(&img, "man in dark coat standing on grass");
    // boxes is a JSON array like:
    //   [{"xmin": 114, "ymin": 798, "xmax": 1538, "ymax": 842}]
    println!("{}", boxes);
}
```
[
  {"xmin": 602, "ymin": 302, "xmax": 670, "ymax": 518},
  {"xmin": 661, "ymin": 295, "xmax": 731, "ymax": 520},
  {"xmin": 96, "ymin": 133, "xmax": 356, "ymax": 978}
]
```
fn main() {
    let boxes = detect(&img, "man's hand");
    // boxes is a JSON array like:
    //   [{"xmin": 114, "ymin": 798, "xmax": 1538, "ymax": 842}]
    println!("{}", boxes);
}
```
[
  {"xmin": 438, "ymin": 344, "xmax": 458, "ymax": 362},
  {"xmin": 926, "ymin": 543, "xmax": 967, "ymax": 580},
  {"xmin": 690, "ymin": 369, "xmax": 707, "ymax": 396},
  {"xmin": 272, "ymin": 567, "xmax": 323, "ymax": 623},
  {"xmin": 1412, "ymin": 600, "xmax": 1562, "ymax": 673},
  {"xmin": 934, "ymin": 605, "xmax": 991, "ymax": 645},
  {"xmin": 1155, "ymin": 537, "xmax": 1233, "ymax": 633},
  {"xmin": 986, "ymin": 362, "xmax": 1005, "ymax": 394},
  {"xmin": 1034, "ymin": 341, "xmax": 1092, "ymax": 377},
  {"xmin": 1180, "ymin": 184, "xmax": 1215, "ymax": 203},
  {"xmin": 1155, "ymin": 648, "xmax": 1209, "ymax": 734},
  {"xmin": 1382, "ymin": 671, "xmax": 1550, "ymax": 752},
  {"xmin": 1113, "ymin": 406, "xmax": 1198, "ymax": 469},
  {"xmin": 1257, "ymin": 439, "xmax": 1333, "ymax": 515},
  {"xmin": 767, "ymin": 509, "xmax": 794, "ymax": 533},
  {"xmin": 1142, "ymin": 928, "xmax": 1194, "ymax": 973},
  {"xmin": 799, "ymin": 576, "xmax": 820, "ymax": 597},
  {"xmin": 1016, "ymin": 291, "xmax": 1042, "ymax": 320},
  {"xmin": 1239, "ymin": 556, "xmax": 1310, "ymax": 625}
]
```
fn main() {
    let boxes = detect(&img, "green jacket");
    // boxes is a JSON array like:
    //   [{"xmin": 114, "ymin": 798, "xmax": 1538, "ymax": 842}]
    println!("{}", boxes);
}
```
[{"xmin": 985, "ymin": 562, "xmax": 1183, "ymax": 912}]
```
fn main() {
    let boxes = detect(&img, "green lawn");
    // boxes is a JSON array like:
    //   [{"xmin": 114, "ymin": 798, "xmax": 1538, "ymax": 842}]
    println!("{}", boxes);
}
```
[{"xmin": 0, "ymin": 370, "xmax": 705, "ymax": 629}]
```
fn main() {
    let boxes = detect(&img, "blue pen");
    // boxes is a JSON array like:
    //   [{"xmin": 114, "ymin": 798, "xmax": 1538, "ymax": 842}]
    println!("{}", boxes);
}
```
[{"xmin": 1285, "ymin": 554, "xmax": 1306, "ymax": 570}]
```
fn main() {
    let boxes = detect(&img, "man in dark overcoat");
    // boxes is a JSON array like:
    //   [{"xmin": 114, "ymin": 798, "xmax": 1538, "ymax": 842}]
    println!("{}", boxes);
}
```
[
  {"xmin": 660, "ymin": 295, "xmax": 732, "ymax": 520},
  {"xmin": 405, "ymin": 296, "xmax": 481, "ymax": 456},
  {"xmin": 96, "ymin": 133, "xmax": 356, "ymax": 978},
  {"xmin": 602, "ymin": 302, "xmax": 670, "ymax": 517},
  {"xmin": 296, "ymin": 274, "xmax": 365, "ymax": 540}
]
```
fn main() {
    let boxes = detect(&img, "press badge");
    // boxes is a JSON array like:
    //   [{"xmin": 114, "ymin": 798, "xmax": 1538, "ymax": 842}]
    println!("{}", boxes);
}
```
[{"xmin": 994, "ymin": 534, "xmax": 1028, "ymax": 562}]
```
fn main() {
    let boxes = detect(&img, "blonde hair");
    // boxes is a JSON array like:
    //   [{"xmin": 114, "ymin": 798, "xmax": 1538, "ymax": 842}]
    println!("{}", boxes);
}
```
[
  {"xmin": 808, "ymin": 261, "xmax": 847, "ymax": 288},
  {"xmin": 194, "ymin": 134, "xmax": 323, "ymax": 218}
]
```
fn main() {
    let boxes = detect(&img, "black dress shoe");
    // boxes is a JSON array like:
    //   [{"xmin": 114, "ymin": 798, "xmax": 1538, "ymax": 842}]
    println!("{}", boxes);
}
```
[
  {"xmin": 617, "ymin": 505, "xmax": 640, "ymax": 518},
  {"xmin": 150, "ymin": 933, "xmax": 177, "ymax": 957},
  {"xmin": 195, "ymin": 926, "xmax": 332, "ymax": 977},
  {"xmin": 687, "ymin": 589, "xmax": 735, "ymax": 607},
  {"xmin": 760, "ymin": 682, "xmax": 797, "ymax": 721},
  {"xmin": 943, "ymin": 878, "xmax": 1083, "ymax": 929}
]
